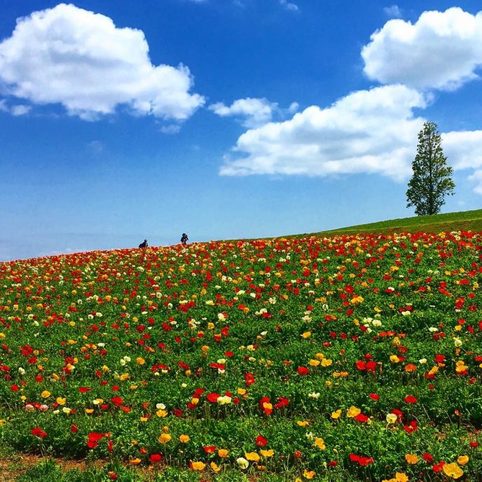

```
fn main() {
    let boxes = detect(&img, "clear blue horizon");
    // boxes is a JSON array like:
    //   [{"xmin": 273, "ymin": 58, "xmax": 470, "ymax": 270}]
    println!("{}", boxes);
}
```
[{"xmin": 1, "ymin": 0, "xmax": 482, "ymax": 261}]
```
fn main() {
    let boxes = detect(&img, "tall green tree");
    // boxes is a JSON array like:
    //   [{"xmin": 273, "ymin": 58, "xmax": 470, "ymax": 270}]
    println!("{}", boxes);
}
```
[{"xmin": 406, "ymin": 121, "xmax": 455, "ymax": 215}]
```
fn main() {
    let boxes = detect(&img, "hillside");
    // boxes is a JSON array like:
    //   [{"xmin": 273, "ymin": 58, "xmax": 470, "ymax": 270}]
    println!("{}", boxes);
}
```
[
  {"xmin": 0, "ymin": 228, "xmax": 480, "ymax": 481},
  {"xmin": 312, "ymin": 208, "xmax": 482, "ymax": 236}
]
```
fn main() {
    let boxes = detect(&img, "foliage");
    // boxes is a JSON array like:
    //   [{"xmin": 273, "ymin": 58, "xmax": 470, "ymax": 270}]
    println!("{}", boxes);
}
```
[
  {"xmin": 406, "ymin": 121, "xmax": 455, "ymax": 216},
  {"xmin": 0, "ymin": 232, "xmax": 480, "ymax": 481}
]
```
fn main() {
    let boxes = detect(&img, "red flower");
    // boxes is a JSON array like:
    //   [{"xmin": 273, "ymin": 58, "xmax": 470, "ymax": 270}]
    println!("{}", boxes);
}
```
[
  {"xmin": 70, "ymin": 424, "xmax": 79, "ymax": 433},
  {"xmin": 111, "ymin": 396, "xmax": 123, "ymax": 406},
  {"xmin": 31, "ymin": 426, "xmax": 47, "ymax": 439},
  {"xmin": 87, "ymin": 432, "xmax": 106, "ymax": 449},
  {"xmin": 203, "ymin": 445, "xmax": 216, "ymax": 454},
  {"xmin": 349, "ymin": 453, "xmax": 374, "ymax": 466},
  {"xmin": 369, "ymin": 393, "xmax": 380, "ymax": 401},
  {"xmin": 403, "ymin": 420, "xmax": 418, "ymax": 433},
  {"xmin": 404, "ymin": 395, "xmax": 417, "ymax": 404},
  {"xmin": 256, "ymin": 435, "xmax": 268, "ymax": 447},
  {"xmin": 297, "ymin": 366, "xmax": 309, "ymax": 376},
  {"xmin": 244, "ymin": 372, "xmax": 255, "ymax": 386},
  {"xmin": 207, "ymin": 392, "xmax": 220, "ymax": 403},
  {"xmin": 354, "ymin": 413, "xmax": 369, "ymax": 423},
  {"xmin": 423, "ymin": 452, "xmax": 434, "ymax": 464},
  {"xmin": 149, "ymin": 453, "xmax": 163, "ymax": 464}
]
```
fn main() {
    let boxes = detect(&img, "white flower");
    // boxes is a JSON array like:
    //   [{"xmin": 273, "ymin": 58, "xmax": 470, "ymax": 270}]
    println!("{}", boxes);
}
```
[
  {"xmin": 308, "ymin": 392, "xmax": 320, "ymax": 399},
  {"xmin": 418, "ymin": 358, "xmax": 427, "ymax": 364},
  {"xmin": 454, "ymin": 338, "xmax": 463, "ymax": 347},
  {"xmin": 237, "ymin": 457, "xmax": 249, "ymax": 470}
]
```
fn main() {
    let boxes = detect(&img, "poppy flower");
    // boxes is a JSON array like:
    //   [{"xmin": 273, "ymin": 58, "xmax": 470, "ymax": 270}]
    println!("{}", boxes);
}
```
[
  {"xmin": 31, "ymin": 426, "xmax": 47, "ymax": 439},
  {"xmin": 256, "ymin": 435, "xmax": 268, "ymax": 447}
]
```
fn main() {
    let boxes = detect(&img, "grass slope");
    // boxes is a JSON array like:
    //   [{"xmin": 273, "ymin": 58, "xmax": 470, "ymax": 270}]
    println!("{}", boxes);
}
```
[{"xmin": 311, "ymin": 208, "xmax": 482, "ymax": 236}]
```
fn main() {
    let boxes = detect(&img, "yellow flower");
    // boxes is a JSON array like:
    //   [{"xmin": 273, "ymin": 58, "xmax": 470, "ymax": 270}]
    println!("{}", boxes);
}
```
[
  {"xmin": 303, "ymin": 469, "xmax": 316, "ymax": 479},
  {"xmin": 331, "ymin": 409, "xmax": 342, "ymax": 420},
  {"xmin": 302, "ymin": 331, "xmax": 311, "ymax": 339},
  {"xmin": 457, "ymin": 455, "xmax": 469, "ymax": 466},
  {"xmin": 129, "ymin": 458, "xmax": 141, "ymax": 465},
  {"xmin": 297, "ymin": 420, "xmax": 310, "ymax": 427},
  {"xmin": 136, "ymin": 357, "xmax": 145, "ymax": 365},
  {"xmin": 395, "ymin": 473, "xmax": 409, "ymax": 482},
  {"xmin": 210, "ymin": 461, "xmax": 221, "ymax": 473},
  {"xmin": 245, "ymin": 452, "xmax": 260, "ymax": 462},
  {"xmin": 308, "ymin": 359, "xmax": 320, "ymax": 366},
  {"xmin": 386, "ymin": 413, "xmax": 398, "ymax": 424},
  {"xmin": 442, "ymin": 462, "xmax": 464, "ymax": 479},
  {"xmin": 156, "ymin": 409, "xmax": 168, "ymax": 418},
  {"xmin": 41, "ymin": 390, "xmax": 51, "ymax": 398},
  {"xmin": 321, "ymin": 358, "xmax": 333, "ymax": 367},
  {"xmin": 347, "ymin": 406, "xmax": 361, "ymax": 418},
  {"xmin": 405, "ymin": 453, "xmax": 419, "ymax": 465},
  {"xmin": 314, "ymin": 437, "xmax": 326, "ymax": 450},
  {"xmin": 179, "ymin": 434, "xmax": 190, "ymax": 443},
  {"xmin": 85, "ymin": 408, "xmax": 94, "ymax": 414},
  {"xmin": 237, "ymin": 388, "xmax": 247, "ymax": 396},
  {"xmin": 158, "ymin": 433, "xmax": 171, "ymax": 444},
  {"xmin": 56, "ymin": 397, "xmax": 66, "ymax": 405},
  {"xmin": 218, "ymin": 448, "xmax": 229, "ymax": 458},
  {"xmin": 260, "ymin": 449, "xmax": 274, "ymax": 457},
  {"xmin": 191, "ymin": 461, "xmax": 205, "ymax": 471}
]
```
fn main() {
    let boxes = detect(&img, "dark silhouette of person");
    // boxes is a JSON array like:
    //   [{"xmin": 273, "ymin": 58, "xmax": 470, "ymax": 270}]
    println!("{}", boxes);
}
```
[
  {"xmin": 139, "ymin": 239, "xmax": 148, "ymax": 248},
  {"xmin": 181, "ymin": 233, "xmax": 188, "ymax": 246}
]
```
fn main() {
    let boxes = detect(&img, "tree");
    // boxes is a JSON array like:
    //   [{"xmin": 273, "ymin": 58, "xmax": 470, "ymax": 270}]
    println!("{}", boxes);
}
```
[{"xmin": 406, "ymin": 121, "xmax": 455, "ymax": 215}]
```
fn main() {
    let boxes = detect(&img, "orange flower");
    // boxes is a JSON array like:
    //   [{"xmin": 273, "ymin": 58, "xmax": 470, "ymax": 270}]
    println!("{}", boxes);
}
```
[
  {"xmin": 218, "ymin": 448, "xmax": 229, "ymax": 458},
  {"xmin": 191, "ymin": 461, "xmax": 206, "ymax": 471},
  {"xmin": 179, "ymin": 434, "xmax": 190, "ymax": 443},
  {"xmin": 457, "ymin": 455, "xmax": 469, "ymax": 465},
  {"xmin": 404, "ymin": 363, "xmax": 417, "ymax": 372},
  {"xmin": 405, "ymin": 453, "xmax": 419, "ymax": 464}
]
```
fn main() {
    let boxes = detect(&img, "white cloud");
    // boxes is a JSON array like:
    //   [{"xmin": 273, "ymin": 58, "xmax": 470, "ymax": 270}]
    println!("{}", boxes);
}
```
[
  {"xmin": 442, "ymin": 131, "xmax": 482, "ymax": 170},
  {"xmin": 279, "ymin": 0, "xmax": 299, "ymax": 12},
  {"xmin": 362, "ymin": 7, "xmax": 482, "ymax": 90},
  {"xmin": 210, "ymin": 97, "xmax": 278, "ymax": 128},
  {"xmin": 220, "ymin": 85, "xmax": 428, "ymax": 180},
  {"xmin": 384, "ymin": 5, "xmax": 402, "ymax": 19},
  {"xmin": 0, "ymin": 3, "xmax": 204, "ymax": 120},
  {"xmin": 10, "ymin": 104, "xmax": 31, "ymax": 116},
  {"xmin": 468, "ymin": 170, "xmax": 482, "ymax": 194},
  {"xmin": 160, "ymin": 124, "xmax": 182, "ymax": 135}
]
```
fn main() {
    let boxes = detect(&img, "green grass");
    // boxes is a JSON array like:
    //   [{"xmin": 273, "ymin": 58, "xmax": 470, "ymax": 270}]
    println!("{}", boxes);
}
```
[{"xmin": 299, "ymin": 208, "xmax": 482, "ymax": 237}]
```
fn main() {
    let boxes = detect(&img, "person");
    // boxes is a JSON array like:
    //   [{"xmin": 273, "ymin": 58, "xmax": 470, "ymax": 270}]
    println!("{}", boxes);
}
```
[
  {"xmin": 139, "ymin": 239, "xmax": 148, "ymax": 248},
  {"xmin": 180, "ymin": 233, "xmax": 188, "ymax": 246}
]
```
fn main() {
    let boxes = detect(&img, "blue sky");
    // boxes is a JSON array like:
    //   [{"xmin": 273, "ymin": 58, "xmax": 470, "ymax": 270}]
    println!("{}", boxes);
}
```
[{"xmin": 1, "ymin": 0, "xmax": 482, "ymax": 261}]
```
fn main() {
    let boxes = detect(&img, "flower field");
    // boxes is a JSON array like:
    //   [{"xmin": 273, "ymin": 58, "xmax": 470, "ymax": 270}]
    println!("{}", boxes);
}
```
[{"xmin": 0, "ymin": 232, "xmax": 481, "ymax": 481}]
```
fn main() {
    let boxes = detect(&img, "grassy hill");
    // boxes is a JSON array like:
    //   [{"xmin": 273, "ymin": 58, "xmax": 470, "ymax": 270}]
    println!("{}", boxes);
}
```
[{"xmin": 312, "ymin": 208, "xmax": 482, "ymax": 236}]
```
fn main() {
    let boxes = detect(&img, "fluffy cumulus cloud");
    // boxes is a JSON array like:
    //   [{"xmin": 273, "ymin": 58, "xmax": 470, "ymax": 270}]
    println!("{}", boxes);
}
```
[
  {"xmin": 0, "ymin": 3, "xmax": 204, "ymax": 120},
  {"xmin": 442, "ymin": 131, "xmax": 482, "ymax": 170},
  {"xmin": 210, "ymin": 97, "xmax": 278, "ymax": 128},
  {"xmin": 362, "ymin": 7, "xmax": 482, "ymax": 90},
  {"xmin": 220, "ymin": 85, "xmax": 428, "ymax": 180}
]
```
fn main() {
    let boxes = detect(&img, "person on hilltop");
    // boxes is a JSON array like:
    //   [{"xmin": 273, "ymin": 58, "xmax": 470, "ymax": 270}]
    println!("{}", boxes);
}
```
[
  {"xmin": 139, "ymin": 239, "xmax": 148, "ymax": 248},
  {"xmin": 181, "ymin": 233, "xmax": 189, "ymax": 246}
]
